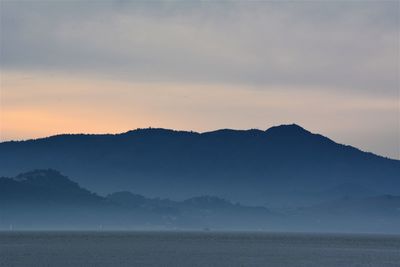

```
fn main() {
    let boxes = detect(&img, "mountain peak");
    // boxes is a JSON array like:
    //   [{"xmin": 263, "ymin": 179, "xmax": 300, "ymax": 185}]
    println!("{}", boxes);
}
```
[{"xmin": 265, "ymin": 123, "xmax": 311, "ymax": 136}]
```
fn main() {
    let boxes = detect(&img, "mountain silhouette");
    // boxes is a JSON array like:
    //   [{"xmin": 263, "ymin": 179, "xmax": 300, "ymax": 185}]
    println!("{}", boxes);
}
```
[
  {"xmin": 0, "ymin": 124, "xmax": 399, "ymax": 207},
  {"xmin": 0, "ymin": 169, "xmax": 103, "ymax": 205}
]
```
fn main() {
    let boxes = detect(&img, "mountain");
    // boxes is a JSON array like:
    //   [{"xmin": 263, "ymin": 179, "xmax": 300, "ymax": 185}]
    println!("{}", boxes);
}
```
[
  {"xmin": 1, "ymin": 169, "xmax": 399, "ymax": 233},
  {"xmin": 0, "ymin": 124, "xmax": 399, "ymax": 207},
  {"xmin": 0, "ymin": 170, "xmax": 277, "ymax": 231},
  {"xmin": 0, "ymin": 170, "xmax": 114, "ymax": 230},
  {"xmin": 0, "ymin": 169, "xmax": 103, "ymax": 205}
]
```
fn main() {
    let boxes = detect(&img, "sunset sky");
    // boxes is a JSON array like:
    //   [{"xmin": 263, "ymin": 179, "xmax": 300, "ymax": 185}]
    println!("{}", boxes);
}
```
[{"xmin": 0, "ymin": 1, "xmax": 399, "ymax": 159}]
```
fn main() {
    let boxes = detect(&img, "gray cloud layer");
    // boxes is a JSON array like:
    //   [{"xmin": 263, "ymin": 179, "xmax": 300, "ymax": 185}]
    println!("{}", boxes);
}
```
[{"xmin": 1, "ymin": 1, "xmax": 399, "ymax": 95}]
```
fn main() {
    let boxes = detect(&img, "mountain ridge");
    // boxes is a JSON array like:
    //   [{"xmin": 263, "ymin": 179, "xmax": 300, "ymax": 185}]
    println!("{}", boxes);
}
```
[
  {"xmin": 0, "ymin": 124, "xmax": 399, "ymax": 207},
  {"xmin": 1, "ymin": 124, "xmax": 395, "ymax": 161}
]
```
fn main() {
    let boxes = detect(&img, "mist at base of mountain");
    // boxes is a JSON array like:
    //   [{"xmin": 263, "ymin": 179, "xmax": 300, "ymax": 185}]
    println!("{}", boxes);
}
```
[{"xmin": 1, "ymin": 170, "xmax": 399, "ymax": 234}]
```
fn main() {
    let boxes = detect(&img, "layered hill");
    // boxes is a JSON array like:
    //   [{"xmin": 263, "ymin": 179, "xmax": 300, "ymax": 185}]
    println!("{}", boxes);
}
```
[
  {"xmin": 0, "ymin": 170, "xmax": 276, "ymax": 230},
  {"xmin": 0, "ymin": 124, "xmax": 399, "ymax": 207},
  {"xmin": 1, "ymin": 169, "xmax": 399, "ymax": 233}
]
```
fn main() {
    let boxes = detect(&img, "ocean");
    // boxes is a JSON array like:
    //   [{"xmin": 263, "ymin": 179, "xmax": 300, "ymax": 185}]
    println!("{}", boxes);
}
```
[{"xmin": 1, "ymin": 231, "xmax": 399, "ymax": 267}]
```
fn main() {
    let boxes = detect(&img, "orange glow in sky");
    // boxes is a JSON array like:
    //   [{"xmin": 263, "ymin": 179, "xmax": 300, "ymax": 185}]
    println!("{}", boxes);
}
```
[{"xmin": 1, "ymin": 71, "xmax": 398, "ymax": 159}]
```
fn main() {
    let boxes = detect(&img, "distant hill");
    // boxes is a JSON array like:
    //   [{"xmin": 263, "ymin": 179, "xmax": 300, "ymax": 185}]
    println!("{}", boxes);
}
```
[
  {"xmin": 0, "ymin": 170, "xmax": 277, "ymax": 231},
  {"xmin": 0, "ymin": 124, "xmax": 399, "ymax": 207},
  {"xmin": 0, "ymin": 169, "xmax": 103, "ymax": 205},
  {"xmin": 1, "ymin": 169, "xmax": 399, "ymax": 233},
  {"xmin": 0, "ymin": 170, "xmax": 113, "ymax": 230}
]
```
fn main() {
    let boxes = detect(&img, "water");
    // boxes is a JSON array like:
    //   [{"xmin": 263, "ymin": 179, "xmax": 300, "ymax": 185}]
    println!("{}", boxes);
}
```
[{"xmin": 1, "ymin": 231, "xmax": 399, "ymax": 267}]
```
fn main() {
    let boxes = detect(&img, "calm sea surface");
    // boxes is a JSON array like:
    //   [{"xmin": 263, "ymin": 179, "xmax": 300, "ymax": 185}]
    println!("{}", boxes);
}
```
[{"xmin": 0, "ymin": 231, "xmax": 399, "ymax": 267}]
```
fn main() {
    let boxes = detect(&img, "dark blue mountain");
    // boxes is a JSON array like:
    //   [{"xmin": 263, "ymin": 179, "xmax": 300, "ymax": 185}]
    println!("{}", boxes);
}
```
[
  {"xmin": 0, "ymin": 169, "xmax": 103, "ymax": 205},
  {"xmin": 0, "ymin": 124, "xmax": 399, "ymax": 207}
]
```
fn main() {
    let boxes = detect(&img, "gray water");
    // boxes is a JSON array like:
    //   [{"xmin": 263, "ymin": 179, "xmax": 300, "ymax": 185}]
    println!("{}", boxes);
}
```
[{"xmin": 1, "ymin": 231, "xmax": 399, "ymax": 267}]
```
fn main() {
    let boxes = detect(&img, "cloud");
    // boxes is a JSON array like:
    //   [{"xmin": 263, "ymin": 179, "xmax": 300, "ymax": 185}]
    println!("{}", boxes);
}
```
[{"xmin": 1, "ymin": 1, "xmax": 398, "ymax": 95}]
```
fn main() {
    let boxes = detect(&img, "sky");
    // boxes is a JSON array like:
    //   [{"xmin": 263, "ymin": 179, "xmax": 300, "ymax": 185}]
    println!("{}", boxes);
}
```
[{"xmin": 0, "ymin": 0, "xmax": 399, "ymax": 159}]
